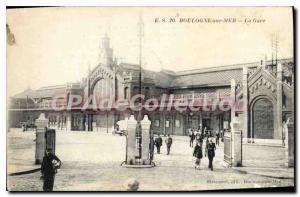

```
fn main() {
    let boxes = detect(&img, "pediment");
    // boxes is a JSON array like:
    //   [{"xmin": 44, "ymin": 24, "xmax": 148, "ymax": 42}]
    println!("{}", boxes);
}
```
[
  {"xmin": 248, "ymin": 67, "xmax": 277, "ymax": 88},
  {"xmin": 248, "ymin": 76, "xmax": 277, "ymax": 105}
]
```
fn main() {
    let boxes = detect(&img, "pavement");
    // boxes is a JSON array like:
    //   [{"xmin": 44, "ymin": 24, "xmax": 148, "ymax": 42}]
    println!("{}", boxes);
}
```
[{"xmin": 7, "ymin": 128, "xmax": 294, "ymax": 191}]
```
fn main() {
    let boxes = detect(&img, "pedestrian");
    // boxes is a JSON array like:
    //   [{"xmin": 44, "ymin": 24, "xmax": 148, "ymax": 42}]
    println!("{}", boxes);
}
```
[
  {"xmin": 209, "ymin": 130, "xmax": 212, "ymax": 137},
  {"xmin": 193, "ymin": 129, "xmax": 197, "ymax": 139},
  {"xmin": 205, "ymin": 135, "xmax": 209, "ymax": 147},
  {"xmin": 205, "ymin": 138, "xmax": 216, "ymax": 171},
  {"xmin": 149, "ymin": 133, "xmax": 155, "ymax": 160},
  {"xmin": 193, "ymin": 141, "xmax": 203, "ymax": 170},
  {"xmin": 220, "ymin": 129, "xmax": 224, "ymax": 142},
  {"xmin": 189, "ymin": 128, "xmax": 195, "ymax": 147},
  {"xmin": 215, "ymin": 130, "xmax": 220, "ymax": 146},
  {"xmin": 41, "ymin": 148, "xmax": 61, "ymax": 191},
  {"xmin": 204, "ymin": 127, "xmax": 208, "ymax": 137},
  {"xmin": 200, "ymin": 130, "xmax": 205, "ymax": 142},
  {"xmin": 154, "ymin": 134, "xmax": 163, "ymax": 154},
  {"xmin": 195, "ymin": 130, "xmax": 201, "ymax": 144},
  {"xmin": 165, "ymin": 134, "xmax": 173, "ymax": 155}
]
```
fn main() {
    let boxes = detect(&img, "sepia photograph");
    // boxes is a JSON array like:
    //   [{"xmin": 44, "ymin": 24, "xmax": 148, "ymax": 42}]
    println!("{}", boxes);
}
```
[{"xmin": 6, "ymin": 6, "xmax": 294, "ymax": 191}]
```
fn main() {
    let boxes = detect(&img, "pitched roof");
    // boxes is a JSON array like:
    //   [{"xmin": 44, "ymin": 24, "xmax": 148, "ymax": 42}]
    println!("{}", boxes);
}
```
[
  {"xmin": 118, "ymin": 63, "xmax": 140, "ymax": 71},
  {"xmin": 12, "ymin": 58, "xmax": 293, "ymax": 99},
  {"xmin": 117, "ymin": 60, "xmax": 261, "ymax": 88},
  {"xmin": 13, "ymin": 85, "xmax": 67, "ymax": 99},
  {"xmin": 170, "ymin": 68, "xmax": 243, "ymax": 88}
]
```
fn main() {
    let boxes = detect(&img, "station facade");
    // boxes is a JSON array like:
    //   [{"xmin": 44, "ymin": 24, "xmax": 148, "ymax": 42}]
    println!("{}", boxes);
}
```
[{"xmin": 9, "ymin": 35, "xmax": 294, "ymax": 142}]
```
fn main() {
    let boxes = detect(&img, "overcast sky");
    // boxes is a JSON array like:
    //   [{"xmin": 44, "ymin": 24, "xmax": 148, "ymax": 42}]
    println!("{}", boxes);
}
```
[{"xmin": 7, "ymin": 7, "xmax": 293, "ymax": 96}]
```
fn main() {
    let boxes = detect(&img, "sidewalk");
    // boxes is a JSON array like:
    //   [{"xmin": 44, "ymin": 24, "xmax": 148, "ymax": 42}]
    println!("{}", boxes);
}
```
[{"xmin": 233, "ymin": 166, "xmax": 294, "ymax": 180}]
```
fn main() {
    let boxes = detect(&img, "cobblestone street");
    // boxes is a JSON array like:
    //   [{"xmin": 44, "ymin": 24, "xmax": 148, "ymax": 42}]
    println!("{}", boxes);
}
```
[{"xmin": 7, "ymin": 129, "xmax": 294, "ymax": 191}]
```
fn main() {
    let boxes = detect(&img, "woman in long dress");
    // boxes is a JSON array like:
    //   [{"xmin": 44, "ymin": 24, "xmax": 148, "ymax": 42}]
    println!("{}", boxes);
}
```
[{"xmin": 193, "ymin": 141, "xmax": 203, "ymax": 170}]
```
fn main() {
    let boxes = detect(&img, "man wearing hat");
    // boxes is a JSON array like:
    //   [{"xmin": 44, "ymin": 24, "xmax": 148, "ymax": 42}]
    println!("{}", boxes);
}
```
[
  {"xmin": 154, "ymin": 134, "xmax": 163, "ymax": 154},
  {"xmin": 41, "ymin": 148, "xmax": 61, "ymax": 191},
  {"xmin": 165, "ymin": 134, "xmax": 173, "ymax": 155},
  {"xmin": 205, "ymin": 138, "xmax": 216, "ymax": 171}
]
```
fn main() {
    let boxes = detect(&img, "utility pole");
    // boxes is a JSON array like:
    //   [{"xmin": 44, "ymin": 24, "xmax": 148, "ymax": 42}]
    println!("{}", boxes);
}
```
[
  {"xmin": 137, "ymin": 13, "xmax": 144, "ymax": 160},
  {"xmin": 138, "ymin": 13, "xmax": 144, "ymax": 118}
]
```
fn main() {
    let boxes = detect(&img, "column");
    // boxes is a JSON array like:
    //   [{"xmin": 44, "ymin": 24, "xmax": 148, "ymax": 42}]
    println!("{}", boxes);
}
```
[
  {"xmin": 88, "ymin": 114, "xmax": 93, "ymax": 131},
  {"xmin": 242, "ymin": 67, "xmax": 249, "ymax": 142},
  {"xmin": 276, "ymin": 63, "xmax": 283, "ymax": 139}
]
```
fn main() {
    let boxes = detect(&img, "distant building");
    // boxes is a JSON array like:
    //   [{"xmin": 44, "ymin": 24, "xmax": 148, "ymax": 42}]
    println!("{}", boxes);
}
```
[{"xmin": 8, "ymin": 35, "xmax": 294, "ymax": 142}]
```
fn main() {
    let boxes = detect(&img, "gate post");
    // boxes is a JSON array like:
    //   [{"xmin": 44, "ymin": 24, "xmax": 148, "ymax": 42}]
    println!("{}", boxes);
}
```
[
  {"xmin": 141, "ymin": 115, "xmax": 151, "ymax": 165},
  {"xmin": 285, "ymin": 116, "xmax": 294, "ymax": 167},
  {"xmin": 35, "ymin": 113, "xmax": 49, "ymax": 164},
  {"xmin": 45, "ymin": 129, "xmax": 56, "ymax": 154},
  {"xmin": 126, "ymin": 115, "xmax": 137, "ymax": 165},
  {"xmin": 231, "ymin": 117, "xmax": 242, "ymax": 167}
]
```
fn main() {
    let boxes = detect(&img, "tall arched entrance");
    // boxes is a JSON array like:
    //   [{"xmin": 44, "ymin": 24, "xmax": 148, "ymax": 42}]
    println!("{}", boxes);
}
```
[
  {"xmin": 252, "ymin": 98, "xmax": 274, "ymax": 139},
  {"xmin": 87, "ymin": 65, "xmax": 116, "ymax": 132}
]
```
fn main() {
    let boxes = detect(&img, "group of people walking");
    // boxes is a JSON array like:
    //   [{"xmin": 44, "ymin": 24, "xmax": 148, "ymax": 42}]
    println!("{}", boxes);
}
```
[
  {"xmin": 150, "ymin": 134, "xmax": 173, "ymax": 156},
  {"xmin": 189, "ymin": 127, "xmax": 218, "ymax": 171},
  {"xmin": 150, "ymin": 128, "xmax": 218, "ymax": 171},
  {"xmin": 189, "ymin": 127, "xmax": 223, "ymax": 148},
  {"xmin": 193, "ymin": 138, "xmax": 216, "ymax": 170}
]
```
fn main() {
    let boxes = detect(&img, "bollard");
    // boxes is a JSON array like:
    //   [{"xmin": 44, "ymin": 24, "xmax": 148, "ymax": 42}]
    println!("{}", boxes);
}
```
[
  {"xmin": 35, "ymin": 113, "xmax": 49, "ymax": 164},
  {"xmin": 141, "ymin": 115, "xmax": 151, "ymax": 165}
]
